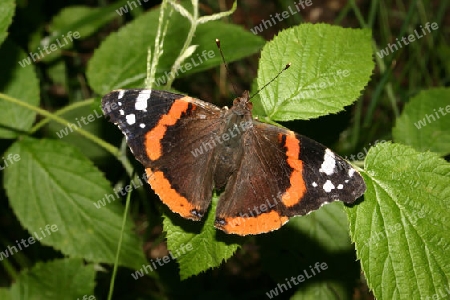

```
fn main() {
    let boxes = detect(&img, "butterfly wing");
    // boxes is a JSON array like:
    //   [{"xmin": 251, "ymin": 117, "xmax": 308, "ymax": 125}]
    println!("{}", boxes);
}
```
[
  {"xmin": 214, "ymin": 121, "xmax": 365, "ymax": 235},
  {"xmin": 102, "ymin": 89, "xmax": 224, "ymax": 220}
]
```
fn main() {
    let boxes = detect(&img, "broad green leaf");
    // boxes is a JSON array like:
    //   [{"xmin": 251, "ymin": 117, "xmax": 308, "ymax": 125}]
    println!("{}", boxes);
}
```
[
  {"xmin": 256, "ymin": 24, "xmax": 373, "ymax": 121},
  {"xmin": 346, "ymin": 142, "xmax": 450, "ymax": 300},
  {"xmin": 9, "ymin": 259, "xmax": 95, "ymax": 299},
  {"xmin": 0, "ymin": 0, "xmax": 15, "ymax": 46},
  {"xmin": 87, "ymin": 5, "xmax": 264, "ymax": 94},
  {"xmin": 163, "ymin": 196, "xmax": 240, "ymax": 279},
  {"xmin": 4, "ymin": 138, "xmax": 146, "ymax": 270},
  {"xmin": 0, "ymin": 40, "xmax": 39, "ymax": 138},
  {"xmin": 392, "ymin": 88, "xmax": 450, "ymax": 156}
]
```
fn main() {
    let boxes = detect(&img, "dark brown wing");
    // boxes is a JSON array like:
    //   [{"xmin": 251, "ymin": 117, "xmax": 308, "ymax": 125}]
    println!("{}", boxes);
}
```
[
  {"xmin": 102, "ymin": 89, "xmax": 224, "ymax": 220},
  {"xmin": 214, "ymin": 121, "xmax": 365, "ymax": 235}
]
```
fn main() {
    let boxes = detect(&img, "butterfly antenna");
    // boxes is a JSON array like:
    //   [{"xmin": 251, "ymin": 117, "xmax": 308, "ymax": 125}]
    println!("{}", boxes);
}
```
[
  {"xmin": 249, "ymin": 63, "xmax": 291, "ymax": 100},
  {"xmin": 216, "ymin": 39, "xmax": 239, "ymax": 97}
]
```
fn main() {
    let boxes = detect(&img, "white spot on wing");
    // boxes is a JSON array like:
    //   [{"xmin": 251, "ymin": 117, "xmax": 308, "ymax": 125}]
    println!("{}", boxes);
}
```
[
  {"xmin": 323, "ymin": 180, "xmax": 335, "ymax": 193},
  {"xmin": 135, "ymin": 90, "xmax": 151, "ymax": 111},
  {"xmin": 337, "ymin": 184, "xmax": 343, "ymax": 189},
  {"xmin": 118, "ymin": 101, "xmax": 122, "ymax": 106},
  {"xmin": 126, "ymin": 114, "xmax": 136, "ymax": 125},
  {"xmin": 312, "ymin": 182, "xmax": 318, "ymax": 187},
  {"xmin": 118, "ymin": 90, "xmax": 125, "ymax": 99},
  {"xmin": 348, "ymin": 168, "xmax": 355, "ymax": 177},
  {"xmin": 139, "ymin": 123, "xmax": 145, "ymax": 128},
  {"xmin": 119, "ymin": 109, "xmax": 124, "ymax": 115},
  {"xmin": 319, "ymin": 149, "xmax": 336, "ymax": 175}
]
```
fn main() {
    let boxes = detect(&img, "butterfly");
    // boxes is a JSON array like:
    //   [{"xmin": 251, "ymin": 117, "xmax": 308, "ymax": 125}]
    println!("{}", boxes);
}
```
[{"xmin": 102, "ymin": 88, "xmax": 365, "ymax": 235}]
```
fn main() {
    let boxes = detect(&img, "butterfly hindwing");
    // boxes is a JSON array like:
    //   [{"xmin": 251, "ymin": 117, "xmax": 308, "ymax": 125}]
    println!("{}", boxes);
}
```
[{"xmin": 214, "ymin": 121, "xmax": 365, "ymax": 235}]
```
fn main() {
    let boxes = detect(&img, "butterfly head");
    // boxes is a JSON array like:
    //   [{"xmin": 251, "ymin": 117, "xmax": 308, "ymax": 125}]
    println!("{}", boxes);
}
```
[{"xmin": 232, "ymin": 91, "xmax": 253, "ymax": 115}]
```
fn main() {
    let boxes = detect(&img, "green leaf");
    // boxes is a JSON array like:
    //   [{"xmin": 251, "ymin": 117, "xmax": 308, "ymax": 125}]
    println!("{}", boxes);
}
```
[
  {"xmin": 0, "ymin": 0, "xmax": 15, "ymax": 46},
  {"xmin": 346, "ymin": 142, "xmax": 450, "ymax": 300},
  {"xmin": 9, "ymin": 259, "xmax": 95, "ymax": 299},
  {"xmin": 163, "ymin": 196, "xmax": 240, "ymax": 279},
  {"xmin": 256, "ymin": 24, "xmax": 374, "ymax": 121},
  {"xmin": 392, "ymin": 87, "xmax": 450, "ymax": 156},
  {"xmin": 87, "ymin": 6, "xmax": 264, "ymax": 94},
  {"xmin": 4, "ymin": 138, "xmax": 146, "ymax": 270},
  {"xmin": 0, "ymin": 40, "xmax": 39, "ymax": 138}
]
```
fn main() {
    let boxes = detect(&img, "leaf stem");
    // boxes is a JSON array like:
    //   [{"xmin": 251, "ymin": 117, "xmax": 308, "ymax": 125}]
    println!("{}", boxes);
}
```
[
  {"xmin": 29, "ymin": 98, "xmax": 95, "ymax": 134},
  {"xmin": 164, "ymin": 1, "xmax": 199, "ymax": 88},
  {"xmin": 163, "ymin": 0, "xmax": 237, "ymax": 88},
  {"xmin": 107, "ymin": 180, "xmax": 133, "ymax": 300}
]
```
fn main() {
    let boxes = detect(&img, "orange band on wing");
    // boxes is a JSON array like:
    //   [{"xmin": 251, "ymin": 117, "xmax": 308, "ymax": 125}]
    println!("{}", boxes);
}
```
[
  {"xmin": 219, "ymin": 211, "xmax": 289, "ymax": 236},
  {"xmin": 146, "ymin": 168, "xmax": 196, "ymax": 219},
  {"xmin": 281, "ymin": 132, "xmax": 306, "ymax": 207},
  {"xmin": 145, "ymin": 97, "xmax": 194, "ymax": 161}
]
